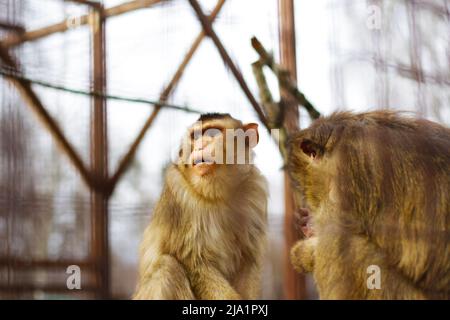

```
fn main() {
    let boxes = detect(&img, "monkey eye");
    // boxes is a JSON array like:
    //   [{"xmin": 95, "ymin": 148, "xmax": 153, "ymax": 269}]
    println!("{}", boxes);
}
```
[
  {"xmin": 300, "ymin": 140, "xmax": 319, "ymax": 159},
  {"xmin": 203, "ymin": 128, "xmax": 222, "ymax": 138}
]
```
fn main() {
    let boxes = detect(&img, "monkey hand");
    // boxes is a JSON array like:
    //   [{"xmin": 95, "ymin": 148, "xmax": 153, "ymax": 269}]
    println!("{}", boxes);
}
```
[
  {"xmin": 290, "ymin": 237, "xmax": 317, "ymax": 274},
  {"xmin": 295, "ymin": 207, "xmax": 315, "ymax": 238}
]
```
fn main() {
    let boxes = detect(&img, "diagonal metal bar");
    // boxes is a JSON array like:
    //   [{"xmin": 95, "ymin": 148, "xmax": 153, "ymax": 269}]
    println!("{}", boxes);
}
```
[
  {"xmin": 1, "ymin": 0, "xmax": 167, "ymax": 48},
  {"xmin": 0, "ymin": 43, "xmax": 95, "ymax": 190},
  {"xmin": 188, "ymin": 0, "xmax": 269, "ymax": 129},
  {"xmin": 64, "ymin": 0, "xmax": 101, "ymax": 6},
  {"xmin": 0, "ymin": 21, "xmax": 25, "ymax": 34},
  {"xmin": 251, "ymin": 37, "xmax": 320, "ymax": 120},
  {"xmin": 107, "ymin": 0, "xmax": 226, "ymax": 195}
]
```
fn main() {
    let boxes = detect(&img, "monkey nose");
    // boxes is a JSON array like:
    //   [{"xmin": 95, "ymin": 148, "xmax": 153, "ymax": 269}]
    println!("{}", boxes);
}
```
[{"xmin": 193, "ymin": 157, "xmax": 203, "ymax": 165}]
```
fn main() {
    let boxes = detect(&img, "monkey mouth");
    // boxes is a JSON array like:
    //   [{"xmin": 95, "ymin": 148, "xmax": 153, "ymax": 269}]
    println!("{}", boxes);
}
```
[
  {"xmin": 192, "ymin": 152, "xmax": 216, "ymax": 166},
  {"xmin": 297, "ymin": 207, "xmax": 314, "ymax": 238},
  {"xmin": 192, "ymin": 155, "xmax": 216, "ymax": 176},
  {"xmin": 193, "ymin": 159, "xmax": 215, "ymax": 166},
  {"xmin": 193, "ymin": 162, "xmax": 215, "ymax": 176}
]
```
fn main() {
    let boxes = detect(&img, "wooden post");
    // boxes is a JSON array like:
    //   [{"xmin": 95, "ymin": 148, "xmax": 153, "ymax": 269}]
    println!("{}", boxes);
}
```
[
  {"xmin": 278, "ymin": 0, "xmax": 306, "ymax": 300},
  {"xmin": 90, "ymin": 6, "xmax": 109, "ymax": 299}
]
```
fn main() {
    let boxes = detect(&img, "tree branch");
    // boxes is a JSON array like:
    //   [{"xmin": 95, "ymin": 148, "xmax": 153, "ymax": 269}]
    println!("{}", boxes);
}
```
[{"xmin": 251, "ymin": 37, "xmax": 321, "ymax": 120}]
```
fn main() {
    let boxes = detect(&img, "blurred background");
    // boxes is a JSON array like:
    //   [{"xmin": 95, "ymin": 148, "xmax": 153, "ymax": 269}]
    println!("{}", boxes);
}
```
[{"xmin": 0, "ymin": 0, "xmax": 448, "ymax": 299}]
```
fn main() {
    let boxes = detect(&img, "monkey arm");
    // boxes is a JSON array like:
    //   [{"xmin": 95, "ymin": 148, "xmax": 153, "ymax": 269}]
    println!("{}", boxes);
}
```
[
  {"xmin": 233, "ymin": 261, "xmax": 263, "ymax": 299},
  {"xmin": 133, "ymin": 255, "xmax": 195, "ymax": 300},
  {"xmin": 188, "ymin": 264, "xmax": 242, "ymax": 300},
  {"xmin": 290, "ymin": 237, "xmax": 317, "ymax": 274}
]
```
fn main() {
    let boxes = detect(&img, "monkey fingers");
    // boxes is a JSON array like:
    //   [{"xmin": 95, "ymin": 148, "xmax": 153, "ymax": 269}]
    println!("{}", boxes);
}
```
[{"xmin": 295, "ymin": 207, "xmax": 315, "ymax": 238}]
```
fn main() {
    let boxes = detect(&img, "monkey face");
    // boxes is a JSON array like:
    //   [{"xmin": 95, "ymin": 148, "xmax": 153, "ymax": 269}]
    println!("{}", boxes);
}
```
[
  {"xmin": 177, "ymin": 114, "xmax": 260, "ymax": 198},
  {"xmin": 187, "ymin": 120, "xmax": 225, "ymax": 177}
]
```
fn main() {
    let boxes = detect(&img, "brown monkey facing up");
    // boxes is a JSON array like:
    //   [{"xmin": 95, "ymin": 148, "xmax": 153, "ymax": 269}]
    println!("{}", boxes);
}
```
[
  {"xmin": 288, "ymin": 110, "xmax": 450, "ymax": 299},
  {"xmin": 134, "ymin": 113, "xmax": 267, "ymax": 300}
]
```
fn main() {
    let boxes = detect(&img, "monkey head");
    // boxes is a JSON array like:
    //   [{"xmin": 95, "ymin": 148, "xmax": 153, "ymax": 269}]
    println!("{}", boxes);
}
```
[
  {"xmin": 287, "ymin": 115, "xmax": 338, "ymax": 217},
  {"xmin": 287, "ymin": 115, "xmax": 339, "ymax": 238},
  {"xmin": 177, "ymin": 113, "xmax": 260, "ymax": 199}
]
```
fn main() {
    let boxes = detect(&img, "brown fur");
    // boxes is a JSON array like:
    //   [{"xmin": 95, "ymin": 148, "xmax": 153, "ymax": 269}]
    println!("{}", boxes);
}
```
[
  {"xmin": 134, "ymin": 115, "xmax": 268, "ymax": 300},
  {"xmin": 288, "ymin": 110, "xmax": 450, "ymax": 299}
]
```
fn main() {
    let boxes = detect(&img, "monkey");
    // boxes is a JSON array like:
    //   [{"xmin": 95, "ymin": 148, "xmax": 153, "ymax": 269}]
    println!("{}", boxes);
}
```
[
  {"xmin": 287, "ymin": 110, "xmax": 450, "ymax": 299},
  {"xmin": 133, "ymin": 113, "xmax": 268, "ymax": 300}
]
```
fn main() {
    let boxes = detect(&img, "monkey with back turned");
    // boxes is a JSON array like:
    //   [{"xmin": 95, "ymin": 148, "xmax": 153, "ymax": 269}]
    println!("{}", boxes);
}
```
[
  {"xmin": 134, "ymin": 113, "xmax": 267, "ymax": 300},
  {"xmin": 288, "ymin": 110, "xmax": 450, "ymax": 299}
]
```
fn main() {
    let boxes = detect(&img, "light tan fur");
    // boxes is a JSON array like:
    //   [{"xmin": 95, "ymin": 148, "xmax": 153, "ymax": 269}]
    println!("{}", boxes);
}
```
[
  {"xmin": 288, "ymin": 110, "xmax": 450, "ymax": 299},
  {"xmin": 134, "ymin": 114, "xmax": 268, "ymax": 300}
]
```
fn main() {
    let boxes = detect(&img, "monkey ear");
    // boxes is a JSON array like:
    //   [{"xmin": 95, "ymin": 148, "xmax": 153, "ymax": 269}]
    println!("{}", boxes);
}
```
[
  {"xmin": 243, "ymin": 123, "xmax": 259, "ymax": 148},
  {"xmin": 300, "ymin": 139, "xmax": 320, "ymax": 160}
]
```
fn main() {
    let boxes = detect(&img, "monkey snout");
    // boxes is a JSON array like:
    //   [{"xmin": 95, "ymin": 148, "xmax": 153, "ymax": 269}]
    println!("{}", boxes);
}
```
[
  {"xmin": 193, "ymin": 138, "xmax": 211, "ymax": 151},
  {"xmin": 191, "ymin": 146, "xmax": 216, "ymax": 165}
]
